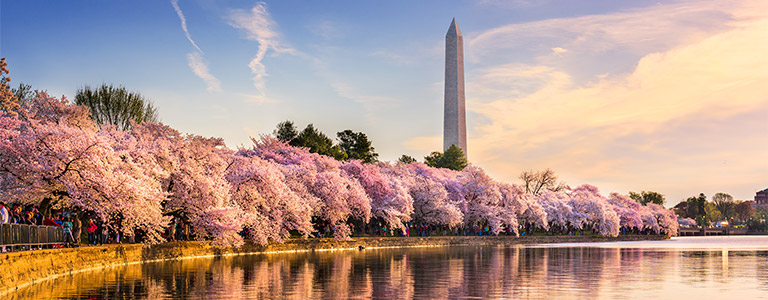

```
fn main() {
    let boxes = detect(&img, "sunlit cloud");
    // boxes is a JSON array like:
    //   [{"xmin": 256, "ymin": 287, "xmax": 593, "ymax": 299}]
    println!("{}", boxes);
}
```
[
  {"xmin": 171, "ymin": 0, "xmax": 221, "ymax": 92},
  {"xmin": 551, "ymin": 47, "xmax": 567, "ymax": 55},
  {"xmin": 238, "ymin": 93, "xmax": 280, "ymax": 105},
  {"xmin": 467, "ymin": 0, "xmax": 767, "ymax": 82},
  {"xmin": 464, "ymin": 0, "xmax": 768, "ymax": 202},
  {"xmin": 187, "ymin": 52, "xmax": 221, "ymax": 92},
  {"xmin": 228, "ymin": 2, "xmax": 296, "ymax": 92}
]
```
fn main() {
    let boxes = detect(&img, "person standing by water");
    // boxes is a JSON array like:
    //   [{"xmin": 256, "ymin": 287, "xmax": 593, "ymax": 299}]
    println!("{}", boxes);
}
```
[
  {"xmin": 87, "ymin": 219, "xmax": 97, "ymax": 245},
  {"xmin": 101, "ymin": 223, "xmax": 110, "ymax": 244},
  {"xmin": 72, "ymin": 213, "xmax": 82, "ymax": 247},
  {"xmin": 63, "ymin": 217, "xmax": 74, "ymax": 247},
  {"xmin": 1, "ymin": 202, "xmax": 9, "ymax": 252}
]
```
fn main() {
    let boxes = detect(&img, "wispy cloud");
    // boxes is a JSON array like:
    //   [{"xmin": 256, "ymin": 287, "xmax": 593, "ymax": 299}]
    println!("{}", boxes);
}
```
[
  {"xmin": 171, "ymin": 0, "xmax": 221, "ymax": 92},
  {"xmin": 228, "ymin": 2, "xmax": 296, "ymax": 92},
  {"xmin": 466, "ymin": 0, "xmax": 767, "ymax": 82},
  {"xmin": 171, "ymin": 0, "xmax": 202, "ymax": 53},
  {"xmin": 187, "ymin": 52, "xmax": 221, "ymax": 92},
  {"xmin": 238, "ymin": 93, "xmax": 280, "ymax": 105},
  {"xmin": 463, "ymin": 0, "xmax": 768, "ymax": 201}
]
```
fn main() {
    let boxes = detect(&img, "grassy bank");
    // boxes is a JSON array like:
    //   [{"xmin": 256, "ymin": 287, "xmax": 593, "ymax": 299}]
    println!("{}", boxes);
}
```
[{"xmin": 1, "ymin": 234, "xmax": 668, "ymax": 295}]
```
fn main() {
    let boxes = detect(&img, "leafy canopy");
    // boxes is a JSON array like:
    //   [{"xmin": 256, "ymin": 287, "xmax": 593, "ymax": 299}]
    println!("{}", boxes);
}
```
[
  {"xmin": 273, "ymin": 121, "xmax": 379, "ymax": 163},
  {"xmin": 398, "ymin": 155, "xmax": 417, "ymax": 164},
  {"xmin": 629, "ymin": 191, "xmax": 665, "ymax": 206},
  {"xmin": 293, "ymin": 123, "xmax": 347, "ymax": 160},
  {"xmin": 75, "ymin": 84, "xmax": 159, "ymax": 130},
  {"xmin": 424, "ymin": 144, "xmax": 468, "ymax": 171},
  {"xmin": 337, "ymin": 129, "xmax": 378, "ymax": 163}
]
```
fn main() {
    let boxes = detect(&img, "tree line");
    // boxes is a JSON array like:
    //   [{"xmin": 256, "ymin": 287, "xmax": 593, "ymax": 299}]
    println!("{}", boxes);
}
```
[
  {"xmin": 673, "ymin": 192, "xmax": 762, "ymax": 228},
  {"xmin": 0, "ymin": 59, "xmax": 680, "ymax": 247}
]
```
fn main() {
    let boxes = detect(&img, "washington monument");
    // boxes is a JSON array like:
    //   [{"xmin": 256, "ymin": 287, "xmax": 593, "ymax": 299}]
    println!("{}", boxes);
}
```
[{"xmin": 444, "ymin": 18, "xmax": 467, "ymax": 154}]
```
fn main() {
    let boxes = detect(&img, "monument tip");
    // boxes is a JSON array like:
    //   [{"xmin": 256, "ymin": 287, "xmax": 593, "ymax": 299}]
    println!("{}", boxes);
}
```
[{"xmin": 447, "ymin": 18, "xmax": 462, "ymax": 37}]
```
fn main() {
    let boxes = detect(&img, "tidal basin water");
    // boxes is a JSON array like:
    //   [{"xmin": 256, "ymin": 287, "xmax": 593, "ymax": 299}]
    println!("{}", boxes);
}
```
[{"xmin": 10, "ymin": 236, "xmax": 768, "ymax": 299}]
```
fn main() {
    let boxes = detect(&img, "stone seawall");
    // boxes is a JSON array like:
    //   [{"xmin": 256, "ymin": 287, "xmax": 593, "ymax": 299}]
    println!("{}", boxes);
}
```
[{"xmin": 0, "ymin": 235, "xmax": 668, "ymax": 295}]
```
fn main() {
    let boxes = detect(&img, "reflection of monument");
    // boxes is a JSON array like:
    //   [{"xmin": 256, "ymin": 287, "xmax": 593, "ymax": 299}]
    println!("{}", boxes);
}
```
[{"xmin": 444, "ymin": 18, "xmax": 467, "ymax": 154}]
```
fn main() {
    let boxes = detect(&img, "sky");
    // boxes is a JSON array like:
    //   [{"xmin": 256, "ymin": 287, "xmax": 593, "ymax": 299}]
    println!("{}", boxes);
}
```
[{"xmin": 1, "ymin": 0, "xmax": 766, "ymax": 205}]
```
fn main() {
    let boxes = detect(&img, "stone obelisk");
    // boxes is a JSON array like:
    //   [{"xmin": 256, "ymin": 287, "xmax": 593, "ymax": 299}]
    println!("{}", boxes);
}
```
[{"xmin": 443, "ymin": 18, "xmax": 467, "ymax": 154}]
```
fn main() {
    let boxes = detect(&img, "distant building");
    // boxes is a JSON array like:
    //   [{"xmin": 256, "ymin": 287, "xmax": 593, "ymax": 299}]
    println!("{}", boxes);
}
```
[{"xmin": 755, "ymin": 188, "xmax": 768, "ymax": 205}]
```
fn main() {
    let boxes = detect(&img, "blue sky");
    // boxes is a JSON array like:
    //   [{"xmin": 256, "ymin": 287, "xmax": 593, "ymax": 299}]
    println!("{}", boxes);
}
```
[{"xmin": 2, "ymin": 0, "xmax": 767, "ymax": 204}]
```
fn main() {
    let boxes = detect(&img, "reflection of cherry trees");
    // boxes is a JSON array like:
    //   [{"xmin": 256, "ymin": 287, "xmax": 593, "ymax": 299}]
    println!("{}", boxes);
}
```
[
  {"xmin": 0, "ymin": 94, "xmax": 679, "ymax": 246},
  {"xmin": 14, "ymin": 241, "xmax": 768, "ymax": 299}
]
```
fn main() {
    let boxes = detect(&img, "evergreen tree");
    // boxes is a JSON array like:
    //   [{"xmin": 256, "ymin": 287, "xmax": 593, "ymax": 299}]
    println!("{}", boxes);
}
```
[
  {"xmin": 398, "ymin": 155, "xmax": 417, "ymax": 164},
  {"xmin": 424, "ymin": 151, "xmax": 443, "ymax": 167},
  {"xmin": 337, "ymin": 129, "xmax": 378, "ymax": 163},
  {"xmin": 274, "ymin": 120, "xmax": 298, "ymax": 142},
  {"xmin": 424, "ymin": 145, "xmax": 467, "ymax": 171},
  {"xmin": 294, "ymin": 124, "xmax": 347, "ymax": 160}
]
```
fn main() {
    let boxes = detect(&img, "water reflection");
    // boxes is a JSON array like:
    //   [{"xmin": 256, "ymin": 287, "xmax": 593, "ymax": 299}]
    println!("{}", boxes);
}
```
[{"xmin": 10, "ymin": 237, "xmax": 768, "ymax": 299}]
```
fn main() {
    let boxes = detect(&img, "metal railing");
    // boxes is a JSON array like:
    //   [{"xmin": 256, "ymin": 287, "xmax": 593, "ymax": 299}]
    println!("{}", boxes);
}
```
[{"xmin": 0, "ymin": 224, "xmax": 65, "ymax": 251}]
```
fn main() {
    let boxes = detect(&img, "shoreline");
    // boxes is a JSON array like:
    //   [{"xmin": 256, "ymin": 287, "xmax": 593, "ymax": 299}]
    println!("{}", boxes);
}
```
[{"xmin": 1, "ymin": 235, "xmax": 668, "ymax": 296}]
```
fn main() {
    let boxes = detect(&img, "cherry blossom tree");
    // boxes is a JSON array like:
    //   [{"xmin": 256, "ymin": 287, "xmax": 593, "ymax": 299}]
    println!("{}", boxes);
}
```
[
  {"xmin": 647, "ymin": 203, "xmax": 679, "ymax": 236},
  {"xmin": 499, "ymin": 183, "xmax": 548, "ymax": 233},
  {"xmin": 341, "ymin": 160, "xmax": 413, "ymax": 232},
  {"xmin": 244, "ymin": 136, "xmax": 372, "ymax": 239},
  {"xmin": 607, "ymin": 193, "xmax": 644, "ymax": 231},
  {"xmin": 537, "ymin": 190, "xmax": 573, "ymax": 232},
  {"xmin": 226, "ymin": 154, "xmax": 314, "ymax": 245},
  {"xmin": 382, "ymin": 162, "xmax": 463, "ymax": 228},
  {"xmin": 569, "ymin": 185, "xmax": 620, "ymax": 237},
  {"xmin": 0, "ymin": 92, "xmax": 168, "ymax": 242},
  {"xmin": 126, "ymin": 122, "xmax": 243, "ymax": 245},
  {"xmin": 459, "ymin": 166, "xmax": 519, "ymax": 235}
]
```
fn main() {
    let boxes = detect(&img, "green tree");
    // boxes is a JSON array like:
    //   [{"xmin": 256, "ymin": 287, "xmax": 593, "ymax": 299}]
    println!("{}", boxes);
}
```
[
  {"xmin": 274, "ymin": 120, "xmax": 298, "ymax": 143},
  {"xmin": 712, "ymin": 192, "xmax": 735, "ymax": 220},
  {"xmin": 337, "ymin": 129, "xmax": 378, "ymax": 163},
  {"xmin": 293, "ymin": 124, "xmax": 347, "ymax": 160},
  {"xmin": 424, "ymin": 144, "xmax": 467, "ymax": 171},
  {"xmin": 629, "ymin": 191, "xmax": 665, "ymax": 206},
  {"xmin": 398, "ymin": 155, "xmax": 417, "ymax": 164},
  {"xmin": 424, "ymin": 151, "xmax": 443, "ymax": 167},
  {"xmin": 11, "ymin": 82, "xmax": 33, "ymax": 106},
  {"xmin": 682, "ymin": 193, "xmax": 708, "ymax": 225},
  {"xmin": 75, "ymin": 84, "xmax": 159, "ymax": 130},
  {"xmin": 734, "ymin": 200, "xmax": 756, "ymax": 222},
  {"xmin": 705, "ymin": 202, "xmax": 723, "ymax": 223}
]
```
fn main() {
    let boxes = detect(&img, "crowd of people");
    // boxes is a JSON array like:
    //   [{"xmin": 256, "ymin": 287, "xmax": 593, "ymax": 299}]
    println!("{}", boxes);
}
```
[{"xmin": 0, "ymin": 201, "xmax": 181, "ymax": 252}]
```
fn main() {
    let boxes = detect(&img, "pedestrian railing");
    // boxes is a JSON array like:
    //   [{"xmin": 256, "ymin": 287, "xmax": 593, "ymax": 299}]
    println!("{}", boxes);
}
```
[{"xmin": 0, "ymin": 224, "xmax": 65, "ymax": 251}]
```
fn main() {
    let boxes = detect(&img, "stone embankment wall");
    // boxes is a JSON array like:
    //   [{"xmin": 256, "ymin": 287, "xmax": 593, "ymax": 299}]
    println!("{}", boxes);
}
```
[{"xmin": 0, "ymin": 235, "xmax": 667, "ymax": 295}]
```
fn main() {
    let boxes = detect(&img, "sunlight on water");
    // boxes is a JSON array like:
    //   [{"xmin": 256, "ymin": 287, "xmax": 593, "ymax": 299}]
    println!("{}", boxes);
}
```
[{"xmin": 8, "ymin": 236, "xmax": 768, "ymax": 299}]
